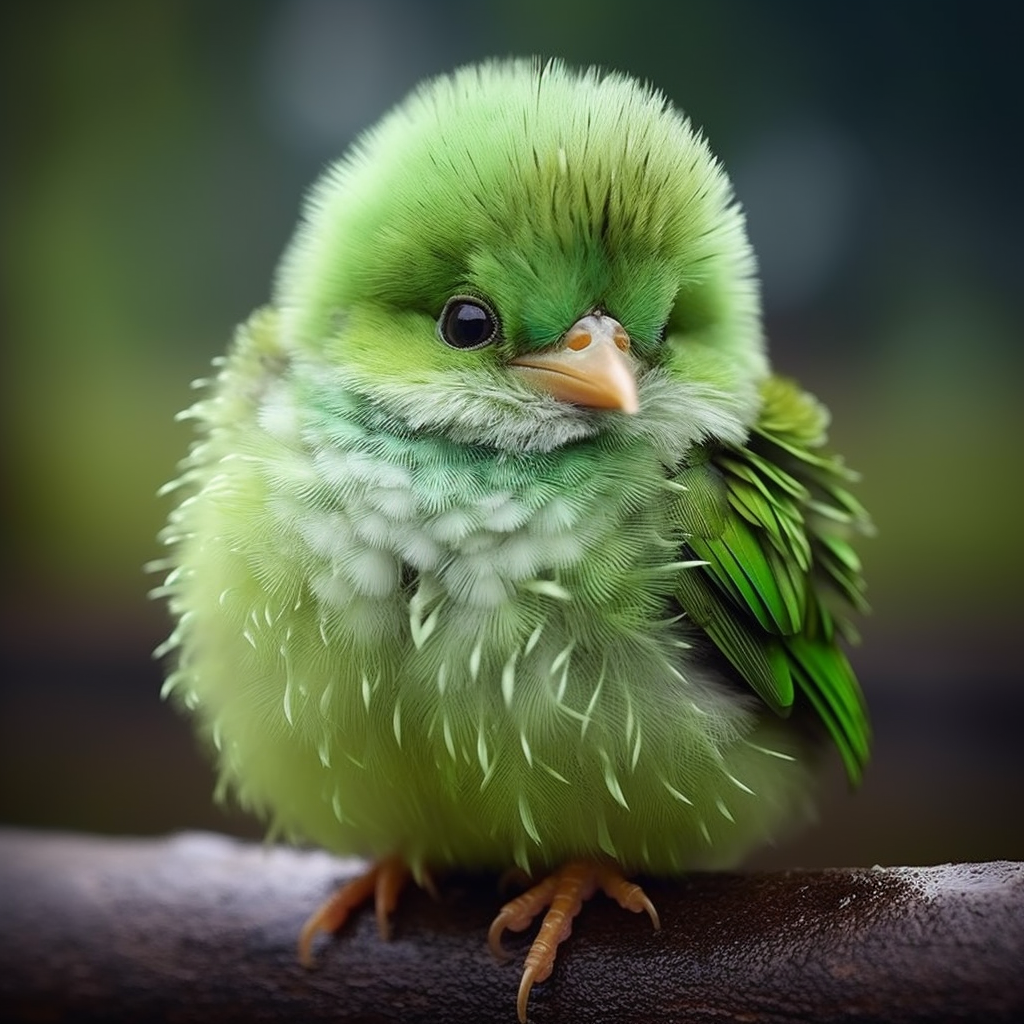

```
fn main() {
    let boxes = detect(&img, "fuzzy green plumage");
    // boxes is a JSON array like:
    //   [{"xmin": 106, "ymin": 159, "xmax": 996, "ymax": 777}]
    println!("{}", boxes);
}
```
[{"xmin": 155, "ymin": 59, "xmax": 871, "ymax": 1019}]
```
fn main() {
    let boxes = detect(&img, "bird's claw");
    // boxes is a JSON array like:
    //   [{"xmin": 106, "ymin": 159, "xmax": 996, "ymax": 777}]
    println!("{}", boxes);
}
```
[
  {"xmin": 488, "ymin": 861, "xmax": 660, "ymax": 1022},
  {"xmin": 298, "ymin": 855, "xmax": 411, "ymax": 967}
]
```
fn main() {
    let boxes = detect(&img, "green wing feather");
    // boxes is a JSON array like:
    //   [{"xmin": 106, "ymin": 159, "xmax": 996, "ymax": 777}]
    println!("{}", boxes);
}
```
[{"xmin": 672, "ymin": 375, "xmax": 873, "ymax": 783}]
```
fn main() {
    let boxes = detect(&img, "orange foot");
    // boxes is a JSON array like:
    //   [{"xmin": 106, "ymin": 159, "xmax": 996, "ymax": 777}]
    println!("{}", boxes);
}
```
[
  {"xmin": 298, "ymin": 856, "xmax": 418, "ymax": 967},
  {"xmin": 488, "ymin": 860, "xmax": 661, "ymax": 1022}
]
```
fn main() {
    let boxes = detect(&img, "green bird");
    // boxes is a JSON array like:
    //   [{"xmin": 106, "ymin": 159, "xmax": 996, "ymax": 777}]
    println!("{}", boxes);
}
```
[{"xmin": 156, "ymin": 58, "xmax": 871, "ymax": 1020}]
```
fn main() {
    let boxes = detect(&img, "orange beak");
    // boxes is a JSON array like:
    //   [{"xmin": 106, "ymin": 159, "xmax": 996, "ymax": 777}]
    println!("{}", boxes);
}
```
[{"xmin": 509, "ymin": 313, "xmax": 639, "ymax": 414}]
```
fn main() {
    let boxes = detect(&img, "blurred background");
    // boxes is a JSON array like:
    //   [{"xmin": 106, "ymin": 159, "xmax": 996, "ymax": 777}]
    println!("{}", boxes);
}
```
[{"xmin": 1, "ymin": 0, "xmax": 1021, "ymax": 869}]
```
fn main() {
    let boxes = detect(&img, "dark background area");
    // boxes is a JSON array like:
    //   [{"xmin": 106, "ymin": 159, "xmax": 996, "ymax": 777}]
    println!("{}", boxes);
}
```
[{"xmin": 1, "ymin": 0, "xmax": 1022, "ymax": 869}]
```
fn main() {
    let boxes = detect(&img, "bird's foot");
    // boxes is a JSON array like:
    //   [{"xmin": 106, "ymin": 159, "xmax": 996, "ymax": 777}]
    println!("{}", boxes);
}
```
[
  {"xmin": 298, "ymin": 855, "xmax": 417, "ymax": 967},
  {"xmin": 488, "ymin": 860, "xmax": 660, "ymax": 1022}
]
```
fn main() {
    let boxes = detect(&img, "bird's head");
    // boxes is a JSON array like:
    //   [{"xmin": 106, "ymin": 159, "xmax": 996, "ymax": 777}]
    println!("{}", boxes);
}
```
[{"xmin": 276, "ymin": 59, "xmax": 766, "ymax": 457}]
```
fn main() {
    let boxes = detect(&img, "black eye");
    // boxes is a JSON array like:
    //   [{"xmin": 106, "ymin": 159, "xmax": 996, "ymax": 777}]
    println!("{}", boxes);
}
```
[{"xmin": 437, "ymin": 296, "xmax": 500, "ymax": 350}]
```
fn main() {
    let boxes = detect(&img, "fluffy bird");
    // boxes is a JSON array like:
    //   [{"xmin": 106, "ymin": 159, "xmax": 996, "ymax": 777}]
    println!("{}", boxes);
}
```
[{"xmin": 156, "ymin": 59, "xmax": 871, "ymax": 1020}]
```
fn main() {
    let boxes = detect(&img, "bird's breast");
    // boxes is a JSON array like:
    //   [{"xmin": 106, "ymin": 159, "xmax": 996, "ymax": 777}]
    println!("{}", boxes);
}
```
[{"xmin": 167, "ymin": 388, "xmax": 812, "ymax": 877}]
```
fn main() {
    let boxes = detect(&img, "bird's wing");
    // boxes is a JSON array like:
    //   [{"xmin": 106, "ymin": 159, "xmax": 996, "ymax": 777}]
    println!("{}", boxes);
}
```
[{"xmin": 671, "ymin": 375, "xmax": 873, "ymax": 783}]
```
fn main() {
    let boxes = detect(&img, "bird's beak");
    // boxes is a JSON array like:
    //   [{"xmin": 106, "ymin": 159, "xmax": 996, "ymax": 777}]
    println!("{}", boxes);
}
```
[{"xmin": 509, "ymin": 313, "xmax": 639, "ymax": 414}]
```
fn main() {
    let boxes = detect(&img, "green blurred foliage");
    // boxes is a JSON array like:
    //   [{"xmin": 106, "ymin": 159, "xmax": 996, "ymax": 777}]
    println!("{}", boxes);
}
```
[{"xmin": 2, "ymin": 0, "xmax": 1021, "ymax": 865}]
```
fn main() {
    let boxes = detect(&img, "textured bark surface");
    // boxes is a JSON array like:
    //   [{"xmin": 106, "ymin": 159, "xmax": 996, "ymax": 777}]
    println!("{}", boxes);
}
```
[{"xmin": 1, "ymin": 828, "xmax": 1021, "ymax": 1023}]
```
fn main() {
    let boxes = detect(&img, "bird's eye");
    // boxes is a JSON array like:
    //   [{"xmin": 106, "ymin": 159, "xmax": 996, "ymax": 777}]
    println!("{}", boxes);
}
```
[{"xmin": 437, "ymin": 296, "xmax": 500, "ymax": 350}]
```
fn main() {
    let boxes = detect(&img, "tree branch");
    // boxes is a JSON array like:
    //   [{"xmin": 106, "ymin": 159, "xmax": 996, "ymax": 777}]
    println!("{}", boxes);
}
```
[{"xmin": 0, "ymin": 829, "xmax": 1021, "ymax": 1023}]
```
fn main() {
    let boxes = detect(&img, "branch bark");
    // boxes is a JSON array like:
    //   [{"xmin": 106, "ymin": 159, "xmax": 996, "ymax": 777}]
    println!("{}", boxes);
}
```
[{"xmin": 0, "ymin": 828, "xmax": 1021, "ymax": 1023}]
